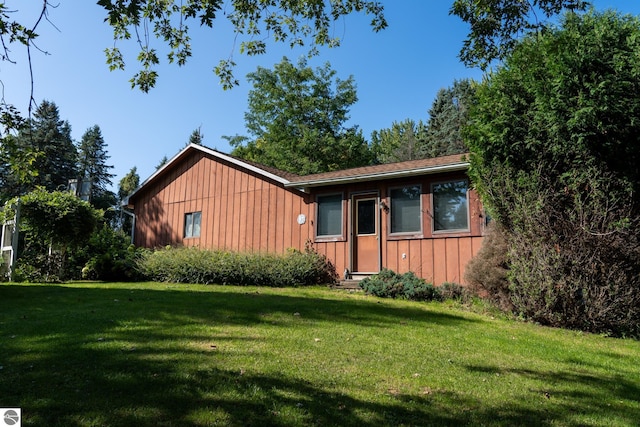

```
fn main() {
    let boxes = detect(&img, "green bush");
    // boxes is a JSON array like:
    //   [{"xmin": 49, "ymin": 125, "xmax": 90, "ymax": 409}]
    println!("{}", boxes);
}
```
[
  {"xmin": 359, "ymin": 269, "xmax": 441, "ymax": 302},
  {"xmin": 78, "ymin": 225, "xmax": 144, "ymax": 281},
  {"xmin": 136, "ymin": 245, "xmax": 337, "ymax": 287},
  {"xmin": 439, "ymin": 282, "xmax": 469, "ymax": 302}
]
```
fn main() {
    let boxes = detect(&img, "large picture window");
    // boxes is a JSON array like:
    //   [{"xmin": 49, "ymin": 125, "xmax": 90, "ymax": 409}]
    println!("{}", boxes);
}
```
[
  {"xmin": 184, "ymin": 211, "xmax": 202, "ymax": 238},
  {"xmin": 432, "ymin": 180, "xmax": 469, "ymax": 232},
  {"xmin": 390, "ymin": 185, "xmax": 422, "ymax": 234},
  {"xmin": 316, "ymin": 194, "xmax": 343, "ymax": 237}
]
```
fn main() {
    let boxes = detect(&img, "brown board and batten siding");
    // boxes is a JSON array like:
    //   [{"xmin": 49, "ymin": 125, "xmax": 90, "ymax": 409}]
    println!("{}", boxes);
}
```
[
  {"xmin": 128, "ymin": 146, "xmax": 313, "ymax": 253},
  {"xmin": 287, "ymin": 155, "xmax": 487, "ymax": 285},
  {"xmin": 128, "ymin": 144, "xmax": 486, "ymax": 285}
]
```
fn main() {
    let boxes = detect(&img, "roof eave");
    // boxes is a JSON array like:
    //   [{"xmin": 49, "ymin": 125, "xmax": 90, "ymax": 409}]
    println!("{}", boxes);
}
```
[
  {"xmin": 285, "ymin": 162, "xmax": 470, "ymax": 191},
  {"xmin": 126, "ymin": 143, "xmax": 292, "ymax": 203}
]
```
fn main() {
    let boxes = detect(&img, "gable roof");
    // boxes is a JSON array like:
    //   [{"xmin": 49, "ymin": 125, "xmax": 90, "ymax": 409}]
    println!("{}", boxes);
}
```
[
  {"xmin": 126, "ymin": 143, "xmax": 470, "ymax": 204},
  {"xmin": 125, "ymin": 143, "xmax": 298, "ymax": 205},
  {"xmin": 286, "ymin": 153, "xmax": 470, "ymax": 191}
]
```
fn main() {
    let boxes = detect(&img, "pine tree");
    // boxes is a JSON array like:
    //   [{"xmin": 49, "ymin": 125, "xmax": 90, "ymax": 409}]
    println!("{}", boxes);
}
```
[
  {"xmin": 187, "ymin": 127, "xmax": 204, "ymax": 146},
  {"xmin": 370, "ymin": 119, "xmax": 428, "ymax": 164},
  {"xmin": 422, "ymin": 79, "xmax": 475, "ymax": 158},
  {"xmin": 17, "ymin": 100, "xmax": 77, "ymax": 192},
  {"xmin": 77, "ymin": 125, "xmax": 116, "ymax": 207}
]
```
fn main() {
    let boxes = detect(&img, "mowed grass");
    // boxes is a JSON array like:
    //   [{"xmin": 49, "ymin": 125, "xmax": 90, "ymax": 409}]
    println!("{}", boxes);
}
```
[{"xmin": 0, "ymin": 282, "xmax": 638, "ymax": 426}]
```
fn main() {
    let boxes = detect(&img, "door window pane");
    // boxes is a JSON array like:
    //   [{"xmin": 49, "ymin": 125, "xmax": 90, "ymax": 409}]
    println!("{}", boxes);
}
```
[
  {"xmin": 317, "ymin": 194, "xmax": 343, "ymax": 237},
  {"xmin": 390, "ymin": 186, "xmax": 421, "ymax": 233},
  {"xmin": 357, "ymin": 199, "xmax": 376, "ymax": 235}
]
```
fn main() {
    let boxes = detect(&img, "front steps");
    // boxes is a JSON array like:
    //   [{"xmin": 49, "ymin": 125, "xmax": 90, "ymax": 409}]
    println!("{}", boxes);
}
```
[{"xmin": 332, "ymin": 272, "xmax": 371, "ymax": 290}]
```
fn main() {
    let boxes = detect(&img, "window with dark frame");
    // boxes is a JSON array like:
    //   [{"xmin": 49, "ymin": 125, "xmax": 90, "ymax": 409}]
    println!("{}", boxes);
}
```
[
  {"xmin": 316, "ymin": 194, "xmax": 343, "ymax": 237},
  {"xmin": 184, "ymin": 211, "xmax": 202, "ymax": 238},
  {"xmin": 390, "ymin": 185, "xmax": 422, "ymax": 234},
  {"xmin": 432, "ymin": 180, "xmax": 469, "ymax": 232}
]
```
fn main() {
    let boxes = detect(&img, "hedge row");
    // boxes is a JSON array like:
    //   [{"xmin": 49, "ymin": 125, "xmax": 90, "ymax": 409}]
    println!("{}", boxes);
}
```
[{"xmin": 137, "ymin": 246, "xmax": 337, "ymax": 287}]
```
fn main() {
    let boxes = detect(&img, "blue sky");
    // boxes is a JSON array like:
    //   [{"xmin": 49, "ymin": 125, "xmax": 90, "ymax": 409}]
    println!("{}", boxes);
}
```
[{"xmin": 2, "ymin": 1, "xmax": 640, "ymax": 189}]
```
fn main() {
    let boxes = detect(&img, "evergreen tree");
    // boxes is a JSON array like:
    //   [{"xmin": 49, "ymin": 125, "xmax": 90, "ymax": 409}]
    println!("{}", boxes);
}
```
[
  {"xmin": 0, "ymin": 134, "xmax": 40, "ymax": 202},
  {"xmin": 466, "ymin": 11, "xmax": 640, "ymax": 336},
  {"xmin": 77, "ymin": 125, "xmax": 116, "ymax": 208},
  {"xmin": 155, "ymin": 156, "xmax": 168, "ymax": 170},
  {"xmin": 187, "ymin": 127, "xmax": 204, "ymax": 146},
  {"xmin": 17, "ymin": 100, "xmax": 77, "ymax": 193},
  {"xmin": 370, "ymin": 119, "xmax": 428, "ymax": 164},
  {"xmin": 422, "ymin": 79, "xmax": 475, "ymax": 158}
]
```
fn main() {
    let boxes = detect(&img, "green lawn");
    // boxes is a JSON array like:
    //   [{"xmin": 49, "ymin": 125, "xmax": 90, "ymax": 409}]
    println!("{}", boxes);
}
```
[{"xmin": 1, "ymin": 282, "xmax": 638, "ymax": 426}]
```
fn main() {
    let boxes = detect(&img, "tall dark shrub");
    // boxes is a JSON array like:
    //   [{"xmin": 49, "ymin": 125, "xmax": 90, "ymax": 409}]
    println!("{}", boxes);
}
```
[{"xmin": 465, "ymin": 11, "xmax": 640, "ymax": 336}]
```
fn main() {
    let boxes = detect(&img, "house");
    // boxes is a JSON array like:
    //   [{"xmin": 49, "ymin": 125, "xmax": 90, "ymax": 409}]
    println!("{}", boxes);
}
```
[{"xmin": 126, "ymin": 143, "xmax": 486, "ymax": 285}]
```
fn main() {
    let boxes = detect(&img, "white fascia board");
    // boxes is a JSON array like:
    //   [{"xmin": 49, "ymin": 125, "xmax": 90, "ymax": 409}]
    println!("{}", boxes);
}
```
[
  {"xmin": 125, "ymin": 143, "xmax": 292, "ymax": 203},
  {"xmin": 285, "ymin": 162, "xmax": 470, "ymax": 190},
  {"xmin": 196, "ymin": 144, "xmax": 291, "ymax": 186}
]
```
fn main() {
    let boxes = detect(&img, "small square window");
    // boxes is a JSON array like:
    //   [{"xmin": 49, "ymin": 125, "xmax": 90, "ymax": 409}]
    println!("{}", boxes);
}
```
[
  {"xmin": 316, "ymin": 194, "xmax": 343, "ymax": 237},
  {"xmin": 184, "ymin": 211, "xmax": 202, "ymax": 238},
  {"xmin": 390, "ymin": 185, "xmax": 422, "ymax": 234},
  {"xmin": 432, "ymin": 180, "xmax": 469, "ymax": 232}
]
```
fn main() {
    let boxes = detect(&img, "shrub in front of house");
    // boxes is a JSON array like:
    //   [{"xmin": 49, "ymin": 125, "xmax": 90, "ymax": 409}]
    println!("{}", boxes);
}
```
[
  {"xmin": 439, "ymin": 282, "xmax": 470, "ymax": 302},
  {"xmin": 136, "ymin": 245, "xmax": 337, "ymax": 287},
  {"xmin": 359, "ymin": 269, "xmax": 442, "ymax": 302}
]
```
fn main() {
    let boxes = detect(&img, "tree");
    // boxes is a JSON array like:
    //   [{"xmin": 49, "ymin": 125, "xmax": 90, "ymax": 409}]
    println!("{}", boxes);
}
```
[
  {"xmin": 0, "ymin": 2, "xmax": 49, "ymax": 133},
  {"xmin": 1, "ymin": 188, "xmax": 101, "ymax": 281},
  {"xmin": 0, "ymin": 134, "xmax": 40, "ymax": 202},
  {"xmin": 230, "ymin": 57, "xmax": 373, "ymax": 175},
  {"xmin": 187, "ymin": 127, "xmax": 204, "ymax": 146},
  {"xmin": 17, "ymin": 100, "xmax": 77, "ymax": 193},
  {"xmin": 370, "ymin": 119, "xmax": 428, "ymax": 164},
  {"xmin": 97, "ymin": 0, "xmax": 387, "ymax": 91},
  {"xmin": 451, "ymin": 0, "xmax": 589, "ymax": 69},
  {"xmin": 77, "ymin": 125, "xmax": 116, "ymax": 209},
  {"xmin": 465, "ymin": 11, "xmax": 640, "ymax": 336},
  {"xmin": 371, "ymin": 79, "xmax": 474, "ymax": 164},
  {"xmin": 155, "ymin": 156, "xmax": 168, "ymax": 171},
  {"xmin": 422, "ymin": 79, "xmax": 475, "ymax": 158},
  {"xmin": 0, "ymin": 1, "xmax": 385, "ymax": 134},
  {"xmin": 117, "ymin": 166, "xmax": 140, "ymax": 233}
]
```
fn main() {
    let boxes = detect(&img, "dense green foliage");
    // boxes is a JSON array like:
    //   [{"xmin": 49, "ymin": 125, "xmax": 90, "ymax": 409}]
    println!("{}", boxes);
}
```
[
  {"xmin": 359, "ymin": 269, "xmax": 442, "ymax": 302},
  {"xmin": 138, "ymin": 245, "xmax": 338, "ymax": 287},
  {"xmin": 451, "ymin": 0, "xmax": 589, "ymax": 69},
  {"xmin": 423, "ymin": 79, "xmax": 475, "ymax": 157},
  {"xmin": 229, "ymin": 57, "xmax": 373, "ymax": 175},
  {"xmin": 465, "ymin": 11, "xmax": 640, "ymax": 337},
  {"xmin": 370, "ymin": 119, "xmax": 428, "ymax": 163},
  {"xmin": 71, "ymin": 225, "xmax": 143, "ymax": 282},
  {"xmin": 97, "ymin": 0, "xmax": 387, "ymax": 91},
  {"xmin": 1, "ymin": 189, "xmax": 101, "ymax": 281},
  {"xmin": 371, "ymin": 79, "xmax": 474, "ymax": 164},
  {"xmin": 9, "ymin": 189, "xmax": 100, "ymax": 251},
  {"xmin": 0, "ymin": 101, "xmax": 77, "ymax": 201}
]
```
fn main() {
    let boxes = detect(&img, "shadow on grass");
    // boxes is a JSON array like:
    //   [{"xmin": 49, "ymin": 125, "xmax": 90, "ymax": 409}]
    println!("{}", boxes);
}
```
[
  {"xmin": 463, "ymin": 364, "xmax": 640, "ymax": 426},
  {"xmin": 1, "ymin": 284, "xmax": 637, "ymax": 426}
]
